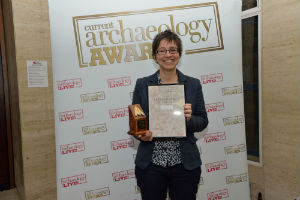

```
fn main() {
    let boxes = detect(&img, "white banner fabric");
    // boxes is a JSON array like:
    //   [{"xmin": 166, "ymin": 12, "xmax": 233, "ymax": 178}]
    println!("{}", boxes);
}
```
[{"xmin": 48, "ymin": 0, "xmax": 250, "ymax": 199}]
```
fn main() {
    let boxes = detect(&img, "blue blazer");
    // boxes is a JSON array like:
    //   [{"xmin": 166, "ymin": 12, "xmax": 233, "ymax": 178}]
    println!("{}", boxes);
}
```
[{"xmin": 132, "ymin": 70, "xmax": 208, "ymax": 170}]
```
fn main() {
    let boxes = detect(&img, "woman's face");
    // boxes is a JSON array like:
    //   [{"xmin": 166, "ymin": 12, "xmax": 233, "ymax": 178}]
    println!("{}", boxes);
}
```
[{"xmin": 155, "ymin": 39, "xmax": 180, "ymax": 72}]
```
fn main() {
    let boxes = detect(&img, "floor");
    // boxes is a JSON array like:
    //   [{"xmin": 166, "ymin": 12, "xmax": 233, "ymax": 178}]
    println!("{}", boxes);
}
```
[{"xmin": 0, "ymin": 188, "xmax": 20, "ymax": 200}]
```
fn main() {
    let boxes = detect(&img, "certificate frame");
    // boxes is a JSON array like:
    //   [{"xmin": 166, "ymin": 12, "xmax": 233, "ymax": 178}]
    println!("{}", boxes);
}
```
[{"xmin": 148, "ymin": 84, "xmax": 186, "ymax": 137}]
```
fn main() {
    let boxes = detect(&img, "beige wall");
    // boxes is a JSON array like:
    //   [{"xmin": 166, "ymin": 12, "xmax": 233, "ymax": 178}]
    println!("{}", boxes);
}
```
[
  {"xmin": 249, "ymin": 0, "xmax": 300, "ymax": 200},
  {"xmin": 3, "ymin": 0, "xmax": 56, "ymax": 199},
  {"xmin": 2, "ymin": 0, "xmax": 299, "ymax": 200}
]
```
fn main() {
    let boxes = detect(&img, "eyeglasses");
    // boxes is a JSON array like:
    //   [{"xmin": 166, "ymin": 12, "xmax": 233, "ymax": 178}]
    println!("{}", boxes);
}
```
[{"xmin": 156, "ymin": 48, "xmax": 178, "ymax": 55}]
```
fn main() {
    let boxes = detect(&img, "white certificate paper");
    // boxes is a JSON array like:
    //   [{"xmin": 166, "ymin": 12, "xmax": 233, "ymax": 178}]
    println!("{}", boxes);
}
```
[
  {"xmin": 148, "ymin": 84, "xmax": 186, "ymax": 137},
  {"xmin": 27, "ymin": 60, "xmax": 48, "ymax": 87}
]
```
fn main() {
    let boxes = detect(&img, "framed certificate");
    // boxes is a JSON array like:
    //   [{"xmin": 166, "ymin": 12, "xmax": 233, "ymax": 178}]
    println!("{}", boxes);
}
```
[{"xmin": 148, "ymin": 84, "xmax": 186, "ymax": 137}]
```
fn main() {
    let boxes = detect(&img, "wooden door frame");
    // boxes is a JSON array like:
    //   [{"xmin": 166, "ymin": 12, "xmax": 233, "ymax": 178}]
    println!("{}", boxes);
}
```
[{"xmin": 0, "ymin": 0, "xmax": 14, "ymax": 188}]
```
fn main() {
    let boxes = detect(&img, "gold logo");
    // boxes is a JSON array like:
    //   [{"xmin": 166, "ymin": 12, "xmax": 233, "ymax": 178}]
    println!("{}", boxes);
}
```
[
  {"xmin": 85, "ymin": 187, "xmax": 110, "ymax": 200},
  {"xmin": 222, "ymin": 85, "xmax": 243, "ymax": 96},
  {"xmin": 224, "ymin": 144, "xmax": 246, "ymax": 155},
  {"xmin": 73, "ymin": 2, "xmax": 224, "ymax": 67},
  {"xmin": 226, "ymin": 173, "xmax": 248, "ymax": 184},
  {"xmin": 82, "ymin": 123, "xmax": 107, "ymax": 135},
  {"xmin": 80, "ymin": 91, "xmax": 105, "ymax": 103},
  {"xmin": 223, "ymin": 115, "xmax": 244, "ymax": 126},
  {"xmin": 83, "ymin": 154, "xmax": 109, "ymax": 167}
]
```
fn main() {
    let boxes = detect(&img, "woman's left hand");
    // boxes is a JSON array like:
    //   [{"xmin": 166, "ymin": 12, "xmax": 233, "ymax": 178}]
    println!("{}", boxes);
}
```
[
  {"xmin": 138, "ymin": 130, "xmax": 153, "ymax": 141},
  {"xmin": 184, "ymin": 103, "xmax": 192, "ymax": 122}
]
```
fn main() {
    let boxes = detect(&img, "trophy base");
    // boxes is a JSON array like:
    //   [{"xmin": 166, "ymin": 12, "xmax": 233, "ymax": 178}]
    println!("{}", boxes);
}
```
[{"xmin": 127, "ymin": 130, "xmax": 147, "ymax": 136}]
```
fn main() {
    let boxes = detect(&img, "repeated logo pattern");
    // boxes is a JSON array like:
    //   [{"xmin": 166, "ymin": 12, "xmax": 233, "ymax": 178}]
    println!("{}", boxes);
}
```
[{"xmin": 56, "ymin": 70, "xmax": 247, "ymax": 199}]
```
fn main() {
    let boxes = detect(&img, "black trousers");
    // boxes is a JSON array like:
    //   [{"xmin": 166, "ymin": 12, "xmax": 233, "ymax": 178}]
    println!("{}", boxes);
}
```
[{"xmin": 135, "ymin": 163, "xmax": 201, "ymax": 200}]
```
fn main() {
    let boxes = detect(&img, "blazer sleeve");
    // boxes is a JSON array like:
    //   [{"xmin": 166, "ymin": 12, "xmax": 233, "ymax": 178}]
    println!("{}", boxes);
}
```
[
  {"xmin": 186, "ymin": 79, "xmax": 208, "ymax": 133},
  {"xmin": 132, "ymin": 78, "xmax": 142, "ymax": 105}
]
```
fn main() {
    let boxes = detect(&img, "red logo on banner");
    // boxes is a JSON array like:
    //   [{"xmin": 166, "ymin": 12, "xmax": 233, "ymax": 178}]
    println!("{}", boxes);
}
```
[
  {"xmin": 111, "ymin": 138, "xmax": 134, "ymax": 151},
  {"xmin": 107, "ymin": 76, "xmax": 131, "ymax": 88},
  {"xmin": 204, "ymin": 132, "xmax": 226, "ymax": 143},
  {"xmin": 207, "ymin": 189, "xmax": 229, "ymax": 200},
  {"xmin": 201, "ymin": 73, "xmax": 223, "ymax": 85},
  {"xmin": 205, "ymin": 160, "xmax": 228, "ymax": 173},
  {"xmin": 206, "ymin": 102, "xmax": 225, "ymax": 113},
  {"xmin": 61, "ymin": 173, "xmax": 87, "ymax": 188},
  {"xmin": 57, "ymin": 78, "xmax": 82, "ymax": 90},
  {"xmin": 60, "ymin": 141, "xmax": 85, "ymax": 155},
  {"xmin": 59, "ymin": 109, "xmax": 83, "ymax": 122},
  {"xmin": 112, "ymin": 169, "xmax": 135, "ymax": 182},
  {"xmin": 109, "ymin": 107, "xmax": 129, "ymax": 119}
]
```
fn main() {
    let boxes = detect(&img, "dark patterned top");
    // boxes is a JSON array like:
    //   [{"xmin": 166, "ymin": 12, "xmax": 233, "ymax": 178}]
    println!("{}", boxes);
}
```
[{"xmin": 151, "ymin": 73, "xmax": 182, "ymax": 167}]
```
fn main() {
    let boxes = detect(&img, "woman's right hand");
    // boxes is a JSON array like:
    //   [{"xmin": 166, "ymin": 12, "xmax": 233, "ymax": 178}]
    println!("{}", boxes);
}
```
[{"xmin": 138, "ymin": 130, "xmax": 153, "ymax": 141}]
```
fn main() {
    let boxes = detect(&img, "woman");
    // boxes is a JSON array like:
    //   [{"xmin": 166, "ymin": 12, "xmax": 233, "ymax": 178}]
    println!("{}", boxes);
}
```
[{"xmin": 132, "ymin": 30, "xmax": 208, "ymax": 200}]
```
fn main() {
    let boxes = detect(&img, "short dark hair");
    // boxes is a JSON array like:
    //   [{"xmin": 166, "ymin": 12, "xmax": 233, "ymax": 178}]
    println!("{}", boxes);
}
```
[{"xmin": 152, "ymin": 30, "xmax": 183, "ymax": 59}]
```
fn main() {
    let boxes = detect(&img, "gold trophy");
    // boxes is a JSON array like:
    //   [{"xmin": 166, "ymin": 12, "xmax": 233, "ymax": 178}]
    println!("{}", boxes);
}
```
[{"xmin": 128, "ymin": 104, "xmax": 147, "ymax": 136}]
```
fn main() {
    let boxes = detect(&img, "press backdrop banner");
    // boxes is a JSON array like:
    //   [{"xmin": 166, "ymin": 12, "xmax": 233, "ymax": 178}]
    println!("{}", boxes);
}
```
[{"xmin": 49, "ymin": 0, "xmax": 250, "ymax": 199}]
